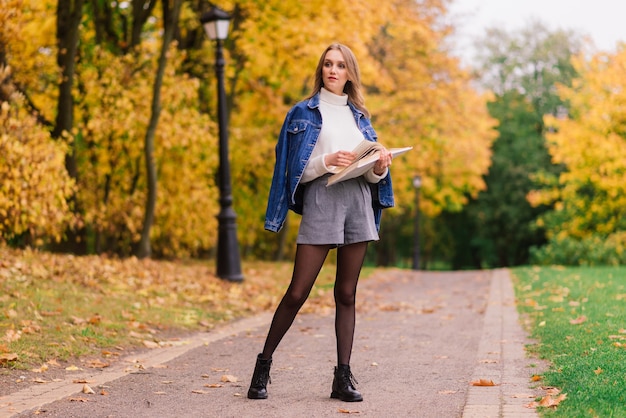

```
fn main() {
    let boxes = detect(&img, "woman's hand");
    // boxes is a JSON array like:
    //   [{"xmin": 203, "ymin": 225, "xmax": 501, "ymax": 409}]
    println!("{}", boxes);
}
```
[
  {"xmin": 325, "ymin": 150, "xmax": 356, "ymax": 168},
  {"xmin": 373, "ymin": 148, "xmax": 392, "ymax": 176}
]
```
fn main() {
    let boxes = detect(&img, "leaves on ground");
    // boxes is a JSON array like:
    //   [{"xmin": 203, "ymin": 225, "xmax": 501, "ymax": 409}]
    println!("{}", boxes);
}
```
[
  {"xmin": 526, "ymin": 392, "xmax": 567, "ymax": 409},
  {"xmin": 569, "ymin": 315, "xmax": 587, "ymax": 325},
  {"xmin": 471, "ymin": 378, "xmax": 497, "ymax": 386},
  {"xmin": 81, "ymin": 384, "xmax": 95, "ymax": 394},
  {"xmin": 220, "ymin": 374, "xmax": 238, "ymax": 383}
]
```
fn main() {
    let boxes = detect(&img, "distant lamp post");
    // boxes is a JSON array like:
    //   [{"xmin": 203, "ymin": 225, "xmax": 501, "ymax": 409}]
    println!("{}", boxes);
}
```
[
  {"xmin": 412, "ymin": 175, "xmax": 422, "ymax": 271},
  {"xmin": 201, "ymin": 6, "xmax": 243, "ymax": 282}
]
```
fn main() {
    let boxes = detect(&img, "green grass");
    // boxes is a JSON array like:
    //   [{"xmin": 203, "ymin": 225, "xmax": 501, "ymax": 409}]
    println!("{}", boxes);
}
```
[{"xmin": 512, "ymin": 266, "xmax": 626, "ymax": 417}]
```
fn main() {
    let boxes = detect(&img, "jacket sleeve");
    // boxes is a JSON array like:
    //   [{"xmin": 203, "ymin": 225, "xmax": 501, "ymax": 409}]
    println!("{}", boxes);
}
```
[{"xmin": 264, "ymin": 110, "xmax": 293, "ymax": 232}]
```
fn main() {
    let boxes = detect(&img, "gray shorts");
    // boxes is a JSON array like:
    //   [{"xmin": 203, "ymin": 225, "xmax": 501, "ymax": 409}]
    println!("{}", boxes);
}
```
[{"xmin": 297, "ymin": 174, "xmax": 379, "ymax": 246}]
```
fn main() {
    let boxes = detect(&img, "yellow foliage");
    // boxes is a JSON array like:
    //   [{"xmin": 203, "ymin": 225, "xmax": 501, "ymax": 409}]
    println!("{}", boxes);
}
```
[
  {"xmin": 0, "ymin": 68, "xmax": 75, "ymax": 243},
  {"xmin": 0, "ymin": 0, "xmax": 496, "ymax": 258},
  {"xmin": 538, "ymin": 46, "xmax": 626, "ymax": 238},
  {"xmin": 0, "ymin": 0, "xmax": 58, "ymax": 122},
  {"xmin": 228, "ymin": 0, "xmax": 495, "ymax": 255},
  {"xmin": 73, "ymin": 43, "xmax": 218, "ymax": 257}
]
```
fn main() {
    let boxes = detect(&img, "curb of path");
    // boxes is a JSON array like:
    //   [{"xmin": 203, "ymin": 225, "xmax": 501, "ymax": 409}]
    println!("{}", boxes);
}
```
[{"xmin": 462, "ymin": 269, "xmax": 539, "ymax": 418}]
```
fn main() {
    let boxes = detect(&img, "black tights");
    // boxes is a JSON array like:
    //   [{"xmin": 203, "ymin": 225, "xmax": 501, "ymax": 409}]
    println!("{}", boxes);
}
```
[{"xmin": 260, "ymin": 242, "xmax": 368, "ymax": 365}]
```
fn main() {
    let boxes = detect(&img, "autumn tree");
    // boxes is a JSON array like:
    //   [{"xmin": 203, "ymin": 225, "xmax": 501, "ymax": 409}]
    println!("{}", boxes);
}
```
[
  {"xmin": 1, "ymin": 0, "xmax": 496, "ymax": 264},
  {"xmin": 137, "ymin": 0, "xmax": 183, "ymax": 259},
  {"xmin": 443, "ymin": 21, "xmax": 582, "ymax": 268},
  {"xmin": 222, "ymin": 0, "xmax": 495, "ymax": 265},
  {"xmin": 528, "ymin": 46, "xmax": 626, "ymax": 265}
]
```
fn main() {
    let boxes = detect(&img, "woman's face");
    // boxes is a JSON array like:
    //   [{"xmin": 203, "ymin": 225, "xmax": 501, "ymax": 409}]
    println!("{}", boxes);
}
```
[{"xmin": 322, "ymin": 49, "xmax": 349, "ymax": 96}]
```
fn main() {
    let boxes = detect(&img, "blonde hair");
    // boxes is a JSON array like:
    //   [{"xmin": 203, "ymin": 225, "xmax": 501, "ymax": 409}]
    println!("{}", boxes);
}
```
[{"xmin": 307, "ymin": 43, "xmax": 370, "ymax": 118}]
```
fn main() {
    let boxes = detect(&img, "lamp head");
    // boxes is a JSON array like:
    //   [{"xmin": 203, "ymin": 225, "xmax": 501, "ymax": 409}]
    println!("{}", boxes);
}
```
[
  {"xmin": 200, "ymin": 6, "xmax": 231, "ymax": 40},
  {"xmin": 413, "ymin": 175, "xmax": 422, "ymax": 189}
]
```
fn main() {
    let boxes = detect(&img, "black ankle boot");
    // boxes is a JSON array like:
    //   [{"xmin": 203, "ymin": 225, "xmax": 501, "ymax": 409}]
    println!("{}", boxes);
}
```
[
  {"xmin": 247, "ymin": 354, "xmax": 272, "ymax": 399},
  {"xmin": 331, "ymin": 364, "xmax": 363, "ymax": 402}
]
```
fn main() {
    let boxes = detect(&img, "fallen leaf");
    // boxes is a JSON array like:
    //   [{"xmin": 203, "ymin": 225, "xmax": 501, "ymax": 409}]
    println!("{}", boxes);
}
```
[
  {"xmin": 479, "ymin": 359, "xmax": 498, "ymax": 364},
  {"xmin": 33, "ymin": 378, "xmax": 48, "ymax": 384},
  {"xmin": 69, "ymin": 398, "xmax": 89, "ymax": 402},
  {"xmin": 438, "ymin": 390, "xmax": 457, "ymax": 394},
  {"xmin": 66, "ymin": 365, "xmax": 82, "ymax": 371},
  {"xmin": 0, "ymin": 353, "xmax": 18, "ymax": 363},
  {"xmin": 87, "ymin": 360, "xmax": 110, "ymax": 368},
  {"xmin": 32, "ymin": 364, "xmax": 49, "ymax": 373},
  {"xmin": 73, "ymin": 379, "xmax": 94, "ymax": 384},
  {"xmin": 221, "ymin": 374, "xmax": 238, "ymax": 383},
  {"xmin": 531, "ymin": 375, "xmax": 542, "ymax": 382},
  {"xmin": 471, "ymin": 379, "xmax": 496, "ymax": 386},
  {"xmin": 100, "ymin": 390, "xmax": 109, "ymax": 396},
  {"xmin": 143, "ymin": 340, "xmax": 160, "ymax": 349},
  {"xmin": 542, "ymin": 387, "xmax": 561, "ymax": 395},
  {"xmin": 338, "ymin": 408, "xmax": 360, "ymax": 414},
  {"xmin": 46, "ymin": 359, "xmax": 60, "ymax": 367},
  {"xmin": 527, "ymin": 393, "xmax": 567, "ymax": 409},
  {"xmin": 153, "ymin": 391, "xmax": 167, "ymax": 395},
  {"xmin": 3, "ymin": 330, "xmax": 21, "ymax": 343},
  {"xmin": 82, "ymin": 384, "xmax": 95, "ymax": 394},
  {"xmin": 205, "ymin": 383, "xmax": 223, "ymax": 388},
  {"xmin": 569, "ymin": 315, "xmax": 587, "ymax": 325},
  {"xmin": 191, "ymin": 390, "xmax": 208, "ymax": 394},
  {"xmin": 594, "ymin": 367, "xmax": 603, "ymax": 375}
]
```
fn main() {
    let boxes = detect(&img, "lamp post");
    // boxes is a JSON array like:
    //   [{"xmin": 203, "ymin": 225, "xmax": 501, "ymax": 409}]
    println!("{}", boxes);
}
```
[
  {"xmin": 412, "ymin": 175, "xmax": 422, "ymax": 270},
  {"xmin": 201, "ymin": 6, "xmax": 243, "ymax": 282}
]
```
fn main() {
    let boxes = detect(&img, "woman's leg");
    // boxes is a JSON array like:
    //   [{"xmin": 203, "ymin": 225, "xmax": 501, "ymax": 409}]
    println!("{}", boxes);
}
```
[
  {"xmin": 260, "ymin": 244, "xmax": 332, "ymax": 359},
  {"xmin": 334, "ymin": 241, "xmax": 368, "ymax": 365}
]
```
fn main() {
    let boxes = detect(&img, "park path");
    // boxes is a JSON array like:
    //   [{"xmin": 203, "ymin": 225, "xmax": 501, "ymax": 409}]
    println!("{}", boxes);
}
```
[{"xmin": 3, "ymin": 269, "xmax": 541, "ymax": 417}]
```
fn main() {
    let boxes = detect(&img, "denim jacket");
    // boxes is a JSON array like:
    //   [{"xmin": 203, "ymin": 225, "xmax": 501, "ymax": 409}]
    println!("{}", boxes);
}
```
[{"xmin": 264, "ymin": 92, "xmax": 394, "ymax": 233}]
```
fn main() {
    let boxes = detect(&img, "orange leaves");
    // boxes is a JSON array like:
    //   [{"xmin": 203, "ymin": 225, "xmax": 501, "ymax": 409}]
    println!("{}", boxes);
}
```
[
  {"xmin": 471, "ymin": 378, "xmax": 496, "ymax": 387},
  {"xmin": 526, "ymin": 387, "xmax": 567, "ymax": 409},
  {"xmin": 569, "ymin": 315, "xmax": 587, "ymax": 325},
  {"xmin": 0, "ymin": 86, "xmax": 76, "ymax": 244},
  {"xmin": 0, "ymin": 352, "xmax": 18, "ymax": 364}
]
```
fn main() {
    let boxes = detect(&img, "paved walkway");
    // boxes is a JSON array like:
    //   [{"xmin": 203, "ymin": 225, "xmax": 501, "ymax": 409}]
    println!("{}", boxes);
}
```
[{"xmin": 2, "ymin": 269, "xmax": 541, "ymax": 417}]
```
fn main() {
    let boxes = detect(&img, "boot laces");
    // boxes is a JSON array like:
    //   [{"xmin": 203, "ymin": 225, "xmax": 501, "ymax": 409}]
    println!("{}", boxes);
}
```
[
  {"xmin": 253, "ymin": 365, "xmax": 271, "ymax": 387},
  {"xmin": 340, "ymin": 368, "xmax": 358, "ymax": 388}
]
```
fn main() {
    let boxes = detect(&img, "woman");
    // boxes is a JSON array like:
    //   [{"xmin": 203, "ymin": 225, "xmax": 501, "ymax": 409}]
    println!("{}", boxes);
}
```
[{"xmin": 248, "ymin": 43, "xmax": 394, "ymax": 402}]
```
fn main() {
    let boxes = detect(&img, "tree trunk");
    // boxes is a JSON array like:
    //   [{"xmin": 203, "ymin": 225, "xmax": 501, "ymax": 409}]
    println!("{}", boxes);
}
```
[
  {"xmin": 136, "ymin": 0, "xmax": 182, "ymax": 259},
  {"xmin": 52, "ymin": 0, "xmax": 86, "ymax": 253}
]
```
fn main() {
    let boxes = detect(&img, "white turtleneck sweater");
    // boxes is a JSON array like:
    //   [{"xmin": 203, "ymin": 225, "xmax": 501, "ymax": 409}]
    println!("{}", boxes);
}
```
[{"xmin": 301, "ymin": 88, "xmax": 386, "ymax": 184}]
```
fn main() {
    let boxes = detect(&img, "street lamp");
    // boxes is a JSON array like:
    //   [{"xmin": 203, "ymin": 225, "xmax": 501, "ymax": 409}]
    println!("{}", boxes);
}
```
[
  {"xmin": 412, "ymin": 175, "xmax": 422, "ymax": 270},
  {"xmin": 201, "ymin": 6, "xmax": 243, "ymax": 282}
]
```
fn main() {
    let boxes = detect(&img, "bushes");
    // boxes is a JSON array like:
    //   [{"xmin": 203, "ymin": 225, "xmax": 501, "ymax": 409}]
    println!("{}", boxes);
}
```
[
  {"xmin": 530, "ymin": 232, "xmax": 626, "ymax": 266},
  {"xmin": 0, "ymin": 87, "xmax": 76, "ymax": 245}
]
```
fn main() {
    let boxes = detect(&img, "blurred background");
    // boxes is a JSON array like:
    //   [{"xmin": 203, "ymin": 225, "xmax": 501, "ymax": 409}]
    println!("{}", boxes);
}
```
[{"xmin": 1, "ymin": 0, "xmax": 625, "ymax": 270}]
